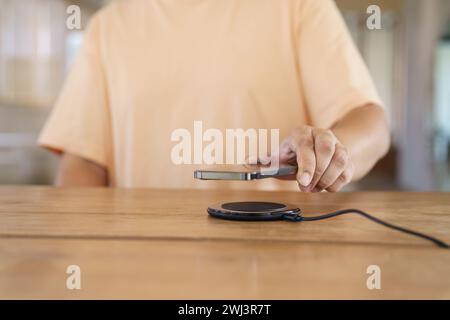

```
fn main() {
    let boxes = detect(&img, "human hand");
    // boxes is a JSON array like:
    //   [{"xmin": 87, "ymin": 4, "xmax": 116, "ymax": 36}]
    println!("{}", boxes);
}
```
[{"xmin": 278, "ymin": 126, "xmax": 354, "ymax": 192}]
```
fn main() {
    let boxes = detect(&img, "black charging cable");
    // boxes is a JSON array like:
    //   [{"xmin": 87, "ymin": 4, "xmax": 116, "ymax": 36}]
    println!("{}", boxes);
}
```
[{"xmin": 282, "ymin": 208, "xmax": 449, "ymax": 249}]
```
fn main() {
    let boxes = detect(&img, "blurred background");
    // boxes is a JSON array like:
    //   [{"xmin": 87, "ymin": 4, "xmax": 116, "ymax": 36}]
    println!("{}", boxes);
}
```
[{"xmin": 0, "ymin": 0, "xmax": 449, "ymax": 190}]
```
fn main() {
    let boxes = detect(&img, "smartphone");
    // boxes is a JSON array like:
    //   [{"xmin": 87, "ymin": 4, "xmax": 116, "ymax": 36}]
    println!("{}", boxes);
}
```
[{"xmin": 194, "ymin": 164, "xmax": 298, "ymax": 181}]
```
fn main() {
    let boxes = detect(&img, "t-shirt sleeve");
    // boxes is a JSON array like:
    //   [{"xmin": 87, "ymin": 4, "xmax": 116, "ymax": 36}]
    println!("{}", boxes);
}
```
[
  {"xmin": 297, "ymin": 0, "xmax": 384, "ymax": 129},
  {"xmin": 38, "ymin": 15, "xmax": 111, "ymax": 167}
]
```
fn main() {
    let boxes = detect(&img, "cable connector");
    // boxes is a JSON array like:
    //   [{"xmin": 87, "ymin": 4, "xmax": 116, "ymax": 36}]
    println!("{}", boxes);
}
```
[{"xmin": 282, "ymin": 213, "xmax": 304, "ymax": 222}]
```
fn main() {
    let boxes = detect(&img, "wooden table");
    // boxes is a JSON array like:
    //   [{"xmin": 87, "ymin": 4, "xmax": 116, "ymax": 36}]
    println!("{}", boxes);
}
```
[{"xmin": 0, "ymin": 187, "xmax": 449, "ymax": 299}]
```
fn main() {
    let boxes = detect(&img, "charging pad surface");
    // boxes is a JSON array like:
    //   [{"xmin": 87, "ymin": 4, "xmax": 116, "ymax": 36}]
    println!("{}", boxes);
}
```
[{"xmin": 208, "ymin": 201, "xmax": 300, "ymax": 221}]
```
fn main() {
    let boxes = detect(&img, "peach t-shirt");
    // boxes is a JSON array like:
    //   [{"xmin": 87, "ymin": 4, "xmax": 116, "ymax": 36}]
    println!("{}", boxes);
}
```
[{"xmin": 39, "ymin": 0, "xmax": 382, "ymax": 190}]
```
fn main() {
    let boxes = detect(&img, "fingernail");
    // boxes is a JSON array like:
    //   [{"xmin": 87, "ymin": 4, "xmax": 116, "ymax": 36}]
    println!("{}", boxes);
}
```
[{"xmin": 299, "ymin": 172, "xmax": 311, "ymax": 186}]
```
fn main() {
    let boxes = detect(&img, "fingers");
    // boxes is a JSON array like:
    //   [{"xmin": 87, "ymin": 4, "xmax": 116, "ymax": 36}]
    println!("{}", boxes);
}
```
[
  {"xmin": 291, "ymin": 127, "xmax": 315, "ymax": 188},
  {"xmin": 278, "ymin": 138, "xmax": 296, "ymax": 164},
  {"xmin": 279, "ymin": 126, "xmax": 353, "ymax": 192},
  {"xmin": 308, "ymin": 129, "xmax": 336, "ymax": 190},
  {"xmin": 326, "ymin": 162, "xmax": 354, "ymax": 192},
  {"xmin": 315, "ymin": 144, "xmax": 348, "ymax": 191}
]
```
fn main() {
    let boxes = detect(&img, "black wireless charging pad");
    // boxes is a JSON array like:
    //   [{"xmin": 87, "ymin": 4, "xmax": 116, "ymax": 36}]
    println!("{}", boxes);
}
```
[
  {"xmin": 207, "ymin": 201, "xmax": 301, "ymax": 221},
  {"xmin": 206, "ymin": 202, "xmax": 449, "ymax": 248}
]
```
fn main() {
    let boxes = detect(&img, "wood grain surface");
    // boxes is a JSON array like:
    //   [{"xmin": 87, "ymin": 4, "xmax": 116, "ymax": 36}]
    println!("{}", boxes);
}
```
[{"xmin": 0, "ymin": 187, "xmax": 449, "ymax": 299}]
